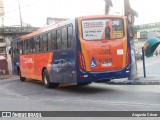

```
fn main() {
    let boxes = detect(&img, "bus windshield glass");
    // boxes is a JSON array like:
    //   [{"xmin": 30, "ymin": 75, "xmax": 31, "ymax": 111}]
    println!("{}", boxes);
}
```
[{"xmin": 82, "ymin": 18, "xmax": 124, "ymax": 40}]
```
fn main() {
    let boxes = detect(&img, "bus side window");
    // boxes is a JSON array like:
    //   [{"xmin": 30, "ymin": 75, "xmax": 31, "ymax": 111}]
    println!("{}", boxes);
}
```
[
  {"xmin": 62, "ymin": 27, "xmax": 67, "ymax": 50},
  {"xmin": 47, "ymin": 32, "xmax": 51, "ymax": 51},
  {"xmin": 29, "ymin": 38, "xmax": 32, "ymax": 53},
  {"xmin": 32, "ymin": 37, "xmax": 36, "ymax": 53},
  {"xmin": 17, "ymin": 43, "xmax": 19, "ymax": 54},
  {"xmin": 39, "ymin": 35, "xmax": 43, "ymax": 52},
  {"xmin": 35, "ymin": 37, "xmax": 40, "ymax": 53},
  {"xmin": 43, "ymin": 34, "xmax": 48, "ymax": 52},
  {"xmin": 26, "ymin": 39, "xmax": 29, "ymax": 54},
  {"xmin": 29, "ymin": 37, "xmax": 35, "ymax": 53},
  {"xmin": 67, "ymin": 26, "xmax": 73, "ymax": 48},
  {"xmin": 14, "ymin": 43, "xmax": 17, "ymax": 56},
  {"xmin": 23, "ymin": 40, "xmax": 25, "ymax": 54},
  {"xmin": 17, "ymin": 42, "xmax": 19, "ymax": 55},
  {"xmin": 13, "ymin": 43, "xmax": 16, "ymax": 56},
  {"xmin": 19, "ymin": 41, "xmax": 23, "ymax": 54},
  {"xmin": 51, "ymin": 30, "xmax": 57, "ymax": 50},
  {"xmin": 28, "ymin": 39, "xmax": 31, "ymax": 53},
  {"xmin": 57, "ymin": 29, "xmax": 61, "ymax": 50},
  {"xmin": 23, "ymin": 40, "xmax": 26, "ymax": 54}
]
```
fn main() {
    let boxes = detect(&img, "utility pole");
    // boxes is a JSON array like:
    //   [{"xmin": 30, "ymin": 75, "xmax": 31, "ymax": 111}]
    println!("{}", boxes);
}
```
[
  {"xmin": 104, "ymin": 0, "xmax": 138, "ymax": 79},
  {"xmin": 124, "ymin": 0, "xmax": 138, "ymax": 23},
  {"xmin": 124, "ymin": 0, "xmax": 138, "ymax": 80},
  {"xmin": 104, "ymin": 0, "xmax": 113, "ymax": 14},
  {"xmin": 18, "ymin": 0, "xmax": 23, "ymax": 27}
]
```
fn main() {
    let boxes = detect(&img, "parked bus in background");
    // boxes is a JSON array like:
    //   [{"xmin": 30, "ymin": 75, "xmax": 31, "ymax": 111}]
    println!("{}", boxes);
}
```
[{"xmin": 10, "ymin": 15, "xmax": 131, "ymax": 88}]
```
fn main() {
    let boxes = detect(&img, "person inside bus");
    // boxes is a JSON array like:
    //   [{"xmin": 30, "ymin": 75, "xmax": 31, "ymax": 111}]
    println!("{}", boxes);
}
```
[{"xmin": 105, "ymin": 21, "xmax": 111, "ymax": 39}]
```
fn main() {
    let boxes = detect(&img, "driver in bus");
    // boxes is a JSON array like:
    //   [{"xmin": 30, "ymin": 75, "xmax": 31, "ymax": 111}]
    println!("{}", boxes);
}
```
[{"xmin": 105, "ymin": 21, "xmax": 111, "ymax": 39}]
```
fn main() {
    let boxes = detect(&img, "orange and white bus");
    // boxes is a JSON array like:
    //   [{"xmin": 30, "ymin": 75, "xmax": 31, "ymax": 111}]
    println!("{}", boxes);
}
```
[{"xmin": 11, "ymin": 15, "xmax": 131, "ymax": 88}]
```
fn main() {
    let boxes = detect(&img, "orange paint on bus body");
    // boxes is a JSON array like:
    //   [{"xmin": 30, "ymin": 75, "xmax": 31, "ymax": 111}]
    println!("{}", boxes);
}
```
[
  {"xmin": 78, "ymin": 16, "xmax": 127, "ymax": 72},
  {"xmin": 20, "ymin": 52, "xmax": 53, "ymax": 80}
]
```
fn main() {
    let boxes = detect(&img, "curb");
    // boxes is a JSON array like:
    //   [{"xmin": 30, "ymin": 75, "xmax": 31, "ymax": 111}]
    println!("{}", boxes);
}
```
[
  {"xmin": 108, "ymin": 80, "xmax": 160, "ymax": 85},
  {"xmin": 0, "ymin": 78, "xmax": 19, "ymax": 81},
  {"xmin": 0, "ymin": 76, "xmax": 19, "ymax": 81},
  {"xmin": 108, "ymin": 77, "xmax": 160, "ymax": 85}
]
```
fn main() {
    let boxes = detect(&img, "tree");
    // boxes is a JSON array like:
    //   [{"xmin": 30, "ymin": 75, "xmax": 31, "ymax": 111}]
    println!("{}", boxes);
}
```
[{"xmin": 104, "ymin": 0, "xmax": 113, "ymax": 14}]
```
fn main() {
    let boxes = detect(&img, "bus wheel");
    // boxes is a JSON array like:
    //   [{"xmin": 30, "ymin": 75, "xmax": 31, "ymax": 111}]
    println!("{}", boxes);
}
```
[
  {"xmin": 43, "ymin": 69, "xmax": 59, "ymax": 88},
  {"xmin": 19, "ymin": 69, "xmax": 26, "ymax": 82}
]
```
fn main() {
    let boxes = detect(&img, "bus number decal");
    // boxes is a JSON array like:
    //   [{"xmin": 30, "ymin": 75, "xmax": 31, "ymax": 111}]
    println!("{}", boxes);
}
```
[
  {"xmin": 98, "ymin": 58, "xmax": 114, "ymax": 67},
  {"xmin": 99, "ymin": 46, "xmax": 111, "ymax": 55},
  {"xmin": 23, "ymin": 58, "xmax": 34, "ymax": 64},
  {"xmin": 98, "ymin": 58, "xmax": 114, "ymax": 64}
]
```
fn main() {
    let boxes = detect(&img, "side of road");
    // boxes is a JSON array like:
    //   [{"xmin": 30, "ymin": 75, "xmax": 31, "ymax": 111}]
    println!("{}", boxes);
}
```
[
  {"xmin": 0, "ymin": 75, "xmax": 19, "ymax": 80},
  {"xmin": 108, "ymin": 76, "xmax": 160, "ymax": 85}
]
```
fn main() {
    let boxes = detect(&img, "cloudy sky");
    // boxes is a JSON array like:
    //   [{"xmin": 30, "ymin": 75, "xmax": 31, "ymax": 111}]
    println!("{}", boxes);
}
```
[{"xmin": 2, "ymin": 0, "xmax": 160, "ymax": 27}]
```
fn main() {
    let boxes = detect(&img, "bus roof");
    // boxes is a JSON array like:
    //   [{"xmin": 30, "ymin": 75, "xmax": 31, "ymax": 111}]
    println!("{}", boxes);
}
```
[
  {"xmin": 20, "ymin": 15, "xmax": 125, "ymax": 40},
  {"xmin": 78, "ymin": 15, "xmax": 124, "ymax": 19},
  {"xmin": 20, "ymin": 21, "xmax": 63, "ymax": 40}
]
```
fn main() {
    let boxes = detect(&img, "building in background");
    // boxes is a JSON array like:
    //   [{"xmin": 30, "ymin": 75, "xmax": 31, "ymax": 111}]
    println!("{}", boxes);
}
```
[
  {"xmin": 0, "ymin": 0, "xmax": 39, "ymax": 75},
  {"xmin": 135, "ymin": 22, "xmax": 160, "ymax": 39},
  {"xmin": 134, "ymin": 22, "xmax": 160, "ymax": 55}
]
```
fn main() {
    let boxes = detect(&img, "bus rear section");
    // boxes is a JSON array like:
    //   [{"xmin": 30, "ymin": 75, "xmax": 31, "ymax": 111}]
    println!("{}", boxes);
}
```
[{"xmin": 77, "ymin": 16, "xmax": 131, "ymax": 83}]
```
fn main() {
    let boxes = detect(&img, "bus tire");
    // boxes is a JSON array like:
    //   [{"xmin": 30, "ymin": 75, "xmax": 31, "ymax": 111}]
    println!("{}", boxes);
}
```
[
  {"xmin": 43, "ymin": 69, "xmax": 59, "ymax": 88},
  {"xmin": 19, "ymin": 69, "xmax": 26, "ymax": 82}
]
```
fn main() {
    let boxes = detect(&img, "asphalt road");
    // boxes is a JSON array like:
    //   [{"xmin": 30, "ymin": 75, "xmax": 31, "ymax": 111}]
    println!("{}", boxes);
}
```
[
  {"xmin": 0, "ymin": 56, "xmax": 160, "ymax": 119},
  {"xmin": 0, "ymin": 78, "xmax": 160, "ymax": 111}
]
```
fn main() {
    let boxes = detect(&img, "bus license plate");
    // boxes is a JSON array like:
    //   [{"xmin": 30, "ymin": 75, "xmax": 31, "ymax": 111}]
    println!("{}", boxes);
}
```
[{"xmin": 102, "ymin": 62, "xmax": 112, "ymax": 67}]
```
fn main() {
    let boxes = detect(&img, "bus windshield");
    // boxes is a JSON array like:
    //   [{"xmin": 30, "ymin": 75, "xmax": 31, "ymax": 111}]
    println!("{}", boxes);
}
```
[{"xmin": 82, "ymin": 18, "xmax": 124, "ymax": 40}]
